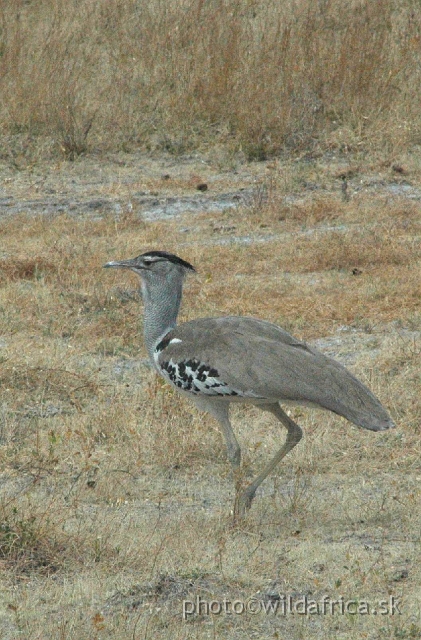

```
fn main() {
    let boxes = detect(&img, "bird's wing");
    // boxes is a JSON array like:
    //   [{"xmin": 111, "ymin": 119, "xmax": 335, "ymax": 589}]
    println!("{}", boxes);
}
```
[{"xmin": 157, "ymin": 316, "xmax": 394, "ymax": 431}]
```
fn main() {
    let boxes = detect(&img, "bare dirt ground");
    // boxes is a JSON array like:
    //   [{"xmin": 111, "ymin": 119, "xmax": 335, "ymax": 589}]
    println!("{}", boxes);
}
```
[{"xmin": 0, "ymin": 150, "xmax": 420, "ymax": 640}]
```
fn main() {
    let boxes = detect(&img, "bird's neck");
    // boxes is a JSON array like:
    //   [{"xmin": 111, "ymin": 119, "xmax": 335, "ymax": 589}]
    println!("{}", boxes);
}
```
[{"xmin": 141, "ymin": 274, "xmax": 183, "ymax": 362}]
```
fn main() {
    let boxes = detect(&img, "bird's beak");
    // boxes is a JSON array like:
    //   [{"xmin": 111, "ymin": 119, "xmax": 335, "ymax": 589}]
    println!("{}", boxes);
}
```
[{"xmin": 103, "ymin": 258, "xmax": 139, "ymax": 270}]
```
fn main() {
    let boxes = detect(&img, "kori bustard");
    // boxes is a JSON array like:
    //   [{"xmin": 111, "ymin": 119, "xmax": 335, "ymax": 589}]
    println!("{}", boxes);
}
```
[{"xmin": 104, "ymin": 250, "xmax": 395, "ymax": 517}]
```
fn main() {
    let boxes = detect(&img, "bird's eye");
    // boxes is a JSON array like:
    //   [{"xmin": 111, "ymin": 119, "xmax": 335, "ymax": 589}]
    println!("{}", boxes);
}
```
[{"xmin": 143, "ymin": 258, "xmax": 153, "ymax": 266}]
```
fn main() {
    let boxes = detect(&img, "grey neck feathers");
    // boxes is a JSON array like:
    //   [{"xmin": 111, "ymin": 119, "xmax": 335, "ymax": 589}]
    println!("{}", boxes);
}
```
[{"xmin": 141, "ymin": 271, "xmax": 183, "ymax": 362}]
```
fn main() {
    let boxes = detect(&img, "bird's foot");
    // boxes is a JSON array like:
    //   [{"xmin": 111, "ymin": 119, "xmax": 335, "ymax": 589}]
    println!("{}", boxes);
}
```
[{"xmin": 233, "ymin": 486, "xmax": 256, "ymax": 521}]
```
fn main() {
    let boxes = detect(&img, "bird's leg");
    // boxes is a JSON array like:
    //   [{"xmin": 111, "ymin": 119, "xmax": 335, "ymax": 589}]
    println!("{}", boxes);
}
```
[
  {"xmin": 218, "ymin": 418, "xmax": 245, "ymax": 504},
  {"xmin": 201, "ymin": 401, "xmax": 245, "ymax": 499},
  {"xmin": 218, "ymin": 414, "xmax": 242, "ymax": 472},
  {"xmin": 191, "ymin": 397, "xmax": 241, "ymax": 475},
  {"xmin": 235, "ymin": 404, "xmax": 303, "ymax": 519}
]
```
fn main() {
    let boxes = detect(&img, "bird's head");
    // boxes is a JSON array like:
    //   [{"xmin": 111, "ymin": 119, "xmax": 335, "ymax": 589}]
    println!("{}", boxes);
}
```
[{"xmin": 103, "ymin": 250, "xmax": 195, "ymax": 282}]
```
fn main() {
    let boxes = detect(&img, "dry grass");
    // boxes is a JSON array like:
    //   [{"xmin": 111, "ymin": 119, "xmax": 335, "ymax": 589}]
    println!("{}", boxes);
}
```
[
  {"xmin": 0, "ymin": 0, "xmax": 420, "ymax": 635},
  {"xmin": 0, "ymin": 157, "xmax": 420, "ymax": 639},
  {"xmin": 0, "ymin": 0, "xmax": 421, "ymax": 163}
]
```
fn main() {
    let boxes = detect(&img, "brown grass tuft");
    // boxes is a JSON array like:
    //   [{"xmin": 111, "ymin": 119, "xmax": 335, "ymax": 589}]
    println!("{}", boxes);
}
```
[
  {"xmin": 0, "ymin": 257, "xmax": 57, "ymax": 282},
  {"xmin": 295, "ymin": 227, "xmax": 420, "ymax": 272},
  {"xmin": 0, "ymin": 504, "xmax": 67, "ymax": 576}
]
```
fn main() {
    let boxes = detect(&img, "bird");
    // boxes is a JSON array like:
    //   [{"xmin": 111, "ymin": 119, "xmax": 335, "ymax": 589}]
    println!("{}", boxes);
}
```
[{"xmin": 104, "ymin": 250, "xmax": 396, "ymax": 518}]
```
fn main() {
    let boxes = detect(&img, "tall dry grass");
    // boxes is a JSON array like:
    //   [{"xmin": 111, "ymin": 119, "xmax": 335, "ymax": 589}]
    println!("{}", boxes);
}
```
[{"xmin": 0, "ymin": 0, "xmax": 420, "ymax": 161}]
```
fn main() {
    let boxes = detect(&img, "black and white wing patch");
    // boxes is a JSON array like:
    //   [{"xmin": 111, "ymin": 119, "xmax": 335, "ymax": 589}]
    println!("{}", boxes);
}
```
[
  {"xmin": 153, "ymin": 335, "xmax": 262, "ymax": 398},
  {"xmin": 161, "ymin": 357, "xmax": 255, "ymax": 396}
]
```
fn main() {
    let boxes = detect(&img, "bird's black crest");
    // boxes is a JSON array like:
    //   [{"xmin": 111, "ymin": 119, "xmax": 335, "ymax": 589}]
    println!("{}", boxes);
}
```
[{"xmin": 140, "ymin": 250, "xmax": 196, "ymax": 272}]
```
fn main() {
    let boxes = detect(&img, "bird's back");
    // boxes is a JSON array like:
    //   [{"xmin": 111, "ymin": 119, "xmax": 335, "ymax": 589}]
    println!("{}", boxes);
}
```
[{"xmin": 155, "ymin": 316, "xmax": 395, "ymax": 432}]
